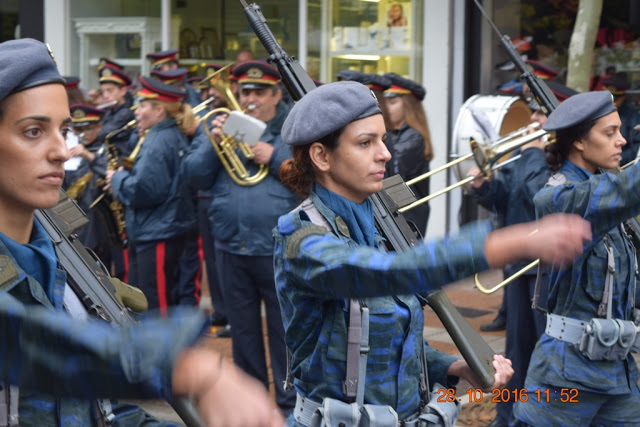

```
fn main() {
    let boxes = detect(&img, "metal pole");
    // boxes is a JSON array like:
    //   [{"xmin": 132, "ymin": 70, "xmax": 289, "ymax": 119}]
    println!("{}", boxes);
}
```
[{"xmin": 161, "ymin": 0, "xmax": 171, "ymax": 50}]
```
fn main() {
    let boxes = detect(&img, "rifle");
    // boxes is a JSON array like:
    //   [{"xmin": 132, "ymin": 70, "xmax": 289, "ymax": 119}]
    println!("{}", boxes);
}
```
[
  {"xmin": 35, "ymin": 190, "xmax": 203, "ymax": 426},
  {"xmin": 239, "ymin": 0, "xmax": 496, "ymax": 389},
  {"xmin": 473, "ymin": 0, "xmax": 559, "ymax": 116}
]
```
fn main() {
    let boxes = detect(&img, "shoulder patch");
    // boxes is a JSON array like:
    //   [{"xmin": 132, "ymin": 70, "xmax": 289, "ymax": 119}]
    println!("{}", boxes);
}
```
[
  {"xmin": 286, "ymin": 225, "xmax": 328, "ymax": 259},
  {"xmin": 0, "ymin": 255, "xmax": 19, "ymax": 290}
]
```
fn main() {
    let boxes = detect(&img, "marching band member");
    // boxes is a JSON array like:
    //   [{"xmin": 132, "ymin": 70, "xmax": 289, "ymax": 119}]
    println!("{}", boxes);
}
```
[{"xmin": 106, "ymin": 76, "xmax": 196, "ymax": 315}]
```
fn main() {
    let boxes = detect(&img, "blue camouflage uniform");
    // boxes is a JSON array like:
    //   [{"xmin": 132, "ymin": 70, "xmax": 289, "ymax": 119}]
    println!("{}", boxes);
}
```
[
  {"xmin": 0, "ymin": 219, "xmax": 206, "ymax": 426},
  {"xmin": 513, "ymin": 160, "xmax": 640, "ymax": 426},
  {"xmin": 273, "ymin": 185, "xmax": 493, "ymax": 424},
  {"xmin": 472, "ymin": 147, "xmax": 551, "ymax": 425},
  {"xmin": 111, "ymin": 117, "xmax": 195, "ymax": 311}
]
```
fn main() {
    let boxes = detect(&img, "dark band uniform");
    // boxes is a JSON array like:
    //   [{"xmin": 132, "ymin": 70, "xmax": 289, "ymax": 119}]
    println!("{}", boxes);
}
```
[
  {"xmin": 63, "ymin": 104, "xmax": 112, "ymax": 264},
  {"xmin": 96, "ymin": 64, "xmax": 135, "ymax": 158},
  {"xmin": 383, "ymin": 73, "xmax": 431, "ymax": 234},
  {"xmin": 181, "ymin": 60, "xmax": 298, "ymax": 413},
  {"xmin": 513, "ymin": 91, "xmax": 640, "ymax": 425},
  {"xmin": 110, "ymin": 77, "xmax": 196, "ymax": 314}
]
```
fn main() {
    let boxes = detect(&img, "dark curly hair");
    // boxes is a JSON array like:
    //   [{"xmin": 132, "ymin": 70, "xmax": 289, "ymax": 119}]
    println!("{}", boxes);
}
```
[
  {"xmin": 545, "ymin": 118, "xmax": 598, "ymax": 171},
  {"xmin": 279, "ymin": 127, "xmax": 344, "ymax": 199}
]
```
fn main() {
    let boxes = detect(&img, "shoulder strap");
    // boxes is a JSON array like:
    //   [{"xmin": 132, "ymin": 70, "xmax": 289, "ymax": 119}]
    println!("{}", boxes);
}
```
[
  {"xmin": 0, "ymin": 383, "xmax": 19, "ymax": 427},
  {"xmin": 285, "ymin": 199, "xmax": 371, "ymax": 404},
  {"xmin": 532, "ymin": 172, "xmax": 570, "ymax": 313}
]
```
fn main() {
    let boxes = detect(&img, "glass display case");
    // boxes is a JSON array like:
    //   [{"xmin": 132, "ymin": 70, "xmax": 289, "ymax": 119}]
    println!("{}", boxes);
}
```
[{"xmin": 309, "ymin": 0, "xmax": 422, "ymax": 83}]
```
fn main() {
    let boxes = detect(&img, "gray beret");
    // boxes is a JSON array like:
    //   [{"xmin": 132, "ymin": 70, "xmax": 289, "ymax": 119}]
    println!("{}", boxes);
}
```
[
  {"xmin": 543, "ymin": 91, "xmax": 616, "ymax": 132},
  {"xmin": 282, "ymin": 81, "xmax": 382, "ymax": 146},
  {"xmin": 0, "ymin": 39, "xmax": 64, "ymax": 102}
]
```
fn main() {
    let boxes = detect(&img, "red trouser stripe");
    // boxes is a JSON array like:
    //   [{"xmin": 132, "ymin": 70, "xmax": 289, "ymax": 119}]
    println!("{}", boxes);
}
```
[{"xmin": 155, "ymin": 241, "xmax": 168, "ymax": 316}]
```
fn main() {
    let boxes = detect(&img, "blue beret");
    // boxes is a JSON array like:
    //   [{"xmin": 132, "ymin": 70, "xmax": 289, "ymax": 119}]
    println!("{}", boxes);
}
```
[
  {"xmin": 543, "ymin": 91, "xmax": 617, "ymax": 132},
  {"xmin": 0, "ymin": 38, "xmax": 64, "ymax": 102},
  {"xmin": 282, "ymin": 81, "xmax": 382, "ymax": 146}
]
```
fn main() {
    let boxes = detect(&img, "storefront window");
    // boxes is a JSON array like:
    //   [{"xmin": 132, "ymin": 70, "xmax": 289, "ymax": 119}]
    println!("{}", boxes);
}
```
[{"xmin": 315, "ymin": 0, "xmax": 422, "ymax": 83}]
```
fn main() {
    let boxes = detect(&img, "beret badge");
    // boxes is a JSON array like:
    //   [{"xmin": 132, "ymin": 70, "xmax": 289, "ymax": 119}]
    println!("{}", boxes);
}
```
[{"xmin": 46, "ymin": 43, "xmax": 57, "ymax": 66}]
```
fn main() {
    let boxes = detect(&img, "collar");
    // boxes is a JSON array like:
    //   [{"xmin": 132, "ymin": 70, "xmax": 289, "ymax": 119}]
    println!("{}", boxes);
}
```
[
  {"xmin": 264, "ymin": 101, "xmax": 289, "ymax": 136},
  {"xmin": 312, "ymin": 183, "xmax": 376, "ymax": 246},
  {"xmin": 560, "ymin": 160, "xmax": 594, "ymax": 181}
]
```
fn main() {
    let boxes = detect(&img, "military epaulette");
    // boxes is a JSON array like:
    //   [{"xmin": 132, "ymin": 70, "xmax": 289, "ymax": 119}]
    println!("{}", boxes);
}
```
[
  {"xmin": 285, "ymin": 225, "xmax": 328, "ymax": 259},
  {"xmin": 0, "ymin": 255, "xmax": 19, "ymax": 290}
]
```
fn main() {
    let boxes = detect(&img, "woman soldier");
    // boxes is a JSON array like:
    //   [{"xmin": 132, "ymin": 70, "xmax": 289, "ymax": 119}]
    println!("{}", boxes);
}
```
[
  {"xmin": 382, "ymin": 73, "xmax": 433, "ymax": 234},
  {"xmin": 273, "ymin": 81, "xmax": 591, "ymax": 426},
  {"xmin": 513, "ymin": 91, "xmax": 640, "ymax": 426},
  {"xmin": 0, "ymin": 38, "xmax": 282, "ymax": 426}
]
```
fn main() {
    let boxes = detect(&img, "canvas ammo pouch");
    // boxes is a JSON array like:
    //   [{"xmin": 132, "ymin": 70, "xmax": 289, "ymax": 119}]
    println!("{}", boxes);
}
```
[
  {"xmin": 578, "ymin": 318, "xmax": 640, "ymax": 361},
  {"xmin": 307, "ymin": 398, "xmax": 398, "ymax": 427}
]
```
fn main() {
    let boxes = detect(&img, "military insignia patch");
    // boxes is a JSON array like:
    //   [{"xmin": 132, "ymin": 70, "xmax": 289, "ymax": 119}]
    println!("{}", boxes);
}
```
[
  {"xmin": 286, "ymin": 225, "xmax": 328, "ymax": 259},
  {"xmin": 0, "ymin": 256, "xmax": 19, "ymax": 290}
]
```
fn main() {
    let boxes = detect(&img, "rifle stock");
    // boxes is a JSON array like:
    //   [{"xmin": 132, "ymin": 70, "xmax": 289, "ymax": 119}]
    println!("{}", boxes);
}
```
[
  {"xmin": 241, "ymin": 0, "xmax": 496, "ymax": 389},
  {"xmin": 35, "ymin": 189, "xmax": 203, "ymax": 427}
]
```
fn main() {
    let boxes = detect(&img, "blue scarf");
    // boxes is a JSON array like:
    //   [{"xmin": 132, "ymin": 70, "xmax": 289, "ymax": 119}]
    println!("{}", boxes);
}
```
[
  {"xmin": 315, "ymin": 183, "xmax": 376, "ymax": 247},
  {"xmin": 0, "ymin": 219, "xmax": 58, "ymax": 302}
]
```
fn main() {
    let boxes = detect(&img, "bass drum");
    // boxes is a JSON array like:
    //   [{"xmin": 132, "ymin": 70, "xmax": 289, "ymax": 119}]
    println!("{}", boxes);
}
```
[{"xmin": 451, "ymin": 94, "xmax": 532, "ymax": 188}]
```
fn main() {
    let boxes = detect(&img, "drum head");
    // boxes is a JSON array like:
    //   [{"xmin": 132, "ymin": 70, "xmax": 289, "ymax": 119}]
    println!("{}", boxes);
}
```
[{"xmin": 451, "ymin": 95, "xmax": 532, "ymax": 187}]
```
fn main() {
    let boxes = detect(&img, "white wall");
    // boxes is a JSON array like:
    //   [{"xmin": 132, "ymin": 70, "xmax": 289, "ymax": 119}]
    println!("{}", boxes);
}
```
[{"xmin": 422, "ymin": 0, "xmax": 454, "ymax": 239}]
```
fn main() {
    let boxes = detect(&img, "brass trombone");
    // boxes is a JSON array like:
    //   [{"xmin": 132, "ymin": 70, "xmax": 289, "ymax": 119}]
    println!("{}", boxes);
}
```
[{"xmin": 397, "ymin": 124, "xmax": 549, "ymax": 214}]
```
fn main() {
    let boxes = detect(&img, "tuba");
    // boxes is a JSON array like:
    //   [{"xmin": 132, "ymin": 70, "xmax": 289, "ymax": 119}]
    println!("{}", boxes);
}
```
[{"xmin": 199, "ymin": 64, "xmax": 269, "ymax": 186}]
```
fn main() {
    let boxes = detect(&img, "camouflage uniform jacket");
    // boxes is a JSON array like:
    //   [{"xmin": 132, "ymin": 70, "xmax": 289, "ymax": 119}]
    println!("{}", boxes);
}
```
[
  {"xmin": 528, "ymin": 160, "xmax": 640, "ymax": 394},
  {"xmin": 0, "ymin": 219, "xmax": 207, "ymax": 426},
  {"xmin": 273, "ymin": 188, "xmax": 492, "ymax": 422}
]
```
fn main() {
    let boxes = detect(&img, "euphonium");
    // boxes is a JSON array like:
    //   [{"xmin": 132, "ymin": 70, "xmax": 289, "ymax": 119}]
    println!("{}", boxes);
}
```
[{"xmin": 200, "ymin": 66, "xmax": 269, "ymax": 186}]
